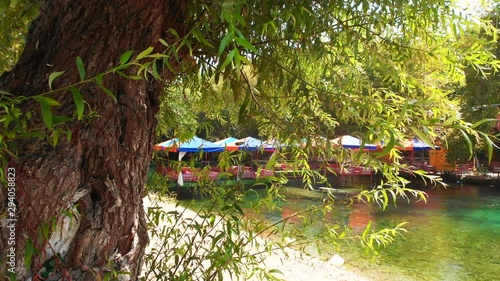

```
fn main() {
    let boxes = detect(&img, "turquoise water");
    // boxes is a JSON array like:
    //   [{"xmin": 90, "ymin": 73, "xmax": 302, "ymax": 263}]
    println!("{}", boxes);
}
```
[
  {"xmin": 258, "ymin": 183, "xmax": 500, "ymax": 281},
  {"xmin": 179, "ymin": 178, "xmax": 500, "ymax": 280}
]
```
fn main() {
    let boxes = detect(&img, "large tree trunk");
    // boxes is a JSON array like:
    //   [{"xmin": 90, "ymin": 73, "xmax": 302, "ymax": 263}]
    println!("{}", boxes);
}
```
[{"xmin": 0, "ymin": 1, "xmax": 187, "ymax": 280}]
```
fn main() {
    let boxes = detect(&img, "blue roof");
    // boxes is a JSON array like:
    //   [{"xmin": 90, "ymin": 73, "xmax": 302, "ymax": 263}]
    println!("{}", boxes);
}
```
[
  {"xmin": 238, "ymin": 137, "xmax": 263, "ymax": 150},
  {"xmin": 225, "ymin": 137, "xmax": 265, "ymax": 151},
  {"xmin": 332, "ymin": 135, "xmax": 378, "ymax": 150},
  {"xmin": 214, "ymin": 137, "xmax": 239, "ymax": 145},
  {"xmin": 155, "ymin": 136, "xmax": 224, "ymax": 153},
  {"xmin": 412, "ymin": 138, "xmax": 433, "ymax": 151}
]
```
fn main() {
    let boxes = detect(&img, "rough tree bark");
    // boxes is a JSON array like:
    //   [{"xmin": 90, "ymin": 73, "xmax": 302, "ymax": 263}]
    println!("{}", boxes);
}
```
[{"xmin": 0, "ymin": 0, "xmax": 187, "ymax": 280}]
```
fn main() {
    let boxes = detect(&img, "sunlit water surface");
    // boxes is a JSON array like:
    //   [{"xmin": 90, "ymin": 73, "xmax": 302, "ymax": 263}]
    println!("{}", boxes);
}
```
[
  {"xmin": 253, "ymin": 182, "xmax": 500, "ymax": 281},
  {"xmin": 182, "ymin": 178, "xmax": 500, "ymax": 281}
]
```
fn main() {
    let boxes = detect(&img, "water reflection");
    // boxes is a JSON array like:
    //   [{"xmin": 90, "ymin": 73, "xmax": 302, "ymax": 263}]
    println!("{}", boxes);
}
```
[
  {"xmin": 271, "ymin": 184, "xmax": 500, "ymax": 281},
  {"xmin": 347, "ymin": 203, "xmax": 374, "ymax": 232}
]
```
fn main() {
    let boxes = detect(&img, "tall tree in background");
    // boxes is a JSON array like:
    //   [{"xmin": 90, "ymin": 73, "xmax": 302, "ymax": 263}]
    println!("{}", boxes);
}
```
[
  {"xmin": 446, "ymin": 3, "xmax": 500, "ymax": 164},
  {"xmin": 458, "ymin": 4, "xmax": 500, "ymax": 125},
  {"xmin": 0, "ymin": 0, "xmax": 497, "ymax": 280}
]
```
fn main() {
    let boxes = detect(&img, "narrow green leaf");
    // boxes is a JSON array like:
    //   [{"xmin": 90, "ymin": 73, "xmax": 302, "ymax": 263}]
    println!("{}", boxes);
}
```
[
  {"xmin": 94, "ymin": 75, "xmax": 116, "ymax": 101},
  {"xmin": 175, "ymin": 39, "xmax": 186, "ymax": 56},
  {"xmin": 0, "ymin": 89, "xmax": 13, "ymax": 97},
  {"xmin": 147, "ymin": 53, "xmax": 169, "ymax": 59},
  {"xmin": 238, "ymin": 93, "xmax": 250, "ymax": 124},
  {"xmin": 396, "ymin": 222, "xmax": 408, "ymax": 229},
  {"xmin": 220, "ymin": 49, "xmax": 237, "ymax": 70},
  {"xmin": 66, "ymin": 130, "xmax": 73, "ymax": 142},
  {"xmin": 235, "ymin": 29, "xmax": 244, "ymax": 39},
  {"xmin": 184, "ymin": 39, "xmax": 193, "ymax": 56},
  {"xmin": 151, "ymin": 60, "xmax": 159, "ymax": 79},
  {"xmin": 268, "ymin": 269, "xmax": 283, "ymax": 275},
  {"xmin": 233, "ymin": 13, "xmax": 246, "ymax": 26},
  {"xmin": 7, "ymin": 270, "xmax": 15, "ymax": 280},
  {"xmin": 48, "ymin": 71, "xmax": 64, "ymax": 91},
  {"xmin": 52, "ymin": 115, "xmax": 72, "ymax": 125},
  {"xmin": 234, "ymin": 203, "xmax": 244, "ymax": 216},
  {"xmin": 50, "ymin": 129, "xmax": 60, "ymax": 147},
  {"xmin": 381, "ymin": 131, "xmax": 395, "ymax": 156},
  {"xmin": 163, "ymin": 57, "xmax": 174, "ymax": 72},
  {"xmin": 362, "ymin": 221, "xmax": 372, "ymax": 239},
  {"xmin": 34, "ymin": 97, "xmax": 53, "ymax": 129},
  {"xmin": 33, "ymin": 96, "xmax": 60, "ymax": 107},
  {"xmin": 115, "ymin": 70, "xmax": 130, "ymax": 79},
  {"xmin": 41, "ymin": 222, "xmax": 50, "ymax": 239},
  {"xmin": 24, "ymin": 238, "xmax": 34, "ymax": 269},
  {"xmin": 234, "ymin": 49, "xmax": 242, "ymax": 75},
  {"xmin": 218, "ymin": 32, "xmax": 234, "ymax": 57},
  {"xmin": 75, "ymin": 56, "xmax": 86, "ymax": 81},
  {"xmin": 410, "ymin": 127, "xmax": 433, "ymax": 148},
  {"xmin": 234, "ymin": 37, "xmax": 257, "ymax": 53},
  {"xmin": 192, "ymin": 28, "xmax": 214, "ymax": 48},
  {"xmin": 97, "ymin": 84, "xmax": 117, "ymax": 102},
  {"xmin": 459, "ymin": 129, "xmax": 473, "ymax": 159},
  {"xmin": 159, "ymin": 38, "xmax": 169, "ymax": 47},
  {"xmin": 478, "ymin": 132, "xmax": 494, "ymax": 163},
  {"xmin": 471, "ymin": 118, "xmax": 495, "ymax": 129},
  {"xmin": 70, "ymin": 87, "xmax": 84, "ymax": 120},
  {"xmin": 442, "ymin": 116, "xmax": 456, "ymax": 126},
  {"xmin": 168, "ymin": 28, "xmax": 180, "ymax": 39},
  {"xmin": 137, "ymin": 46, "xmax": 154, "ymax": 60},
  {"xmin": 119, "ymin": 50, "xmax": 134, "ymax": 65},
  {"xmin": 167, "ymin": 38, "xmax": 180, "ymax": 60},
  {"xmin": 112, "ymin": 64, "xmax": 129, "ymax": 72},
  {"xmin": 95, "ymin": 73, "xmax": 104, "ymax": 84},
  {"xmin": 382, "ymin": 190, "xmax": 389, "ymax": 210}
]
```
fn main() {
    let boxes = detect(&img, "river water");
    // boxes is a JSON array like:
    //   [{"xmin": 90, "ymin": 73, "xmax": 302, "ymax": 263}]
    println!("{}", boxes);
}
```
[
  {"xmin": 180, "ymin": 176, "xmax": 500, "ymax": 281},
  {"xmin": 255, "ymin": 181, "xmax": 500, "ymax": 281}
]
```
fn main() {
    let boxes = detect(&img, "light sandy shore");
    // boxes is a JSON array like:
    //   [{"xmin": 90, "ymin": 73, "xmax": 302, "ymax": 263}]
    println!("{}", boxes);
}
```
[{"xmin": 141, "ymin": 195, "xmax": 370, "ymax": 281}]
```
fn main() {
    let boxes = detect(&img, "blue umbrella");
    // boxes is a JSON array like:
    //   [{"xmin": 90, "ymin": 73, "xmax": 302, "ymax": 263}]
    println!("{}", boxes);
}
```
[
  {"xmin": 214, "ymin": 137, "xmax": 239, "ymax": 145},
  {"xmin": 154, "ymin": 136, "xmax": 224, "ymax": 153},
  {"xmin": 226, "ymin": 137, "xmax": 267, "ymax": 151},
  {"xmin": 332, "ymin": 135, "xmax": 378, "ymax": 150}
]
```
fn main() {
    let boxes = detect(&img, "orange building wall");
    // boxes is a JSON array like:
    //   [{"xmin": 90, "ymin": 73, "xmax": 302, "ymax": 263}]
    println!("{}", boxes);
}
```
[{"xmin": 429, "ymin": 150, "xmax": 454, "ymax": 171}]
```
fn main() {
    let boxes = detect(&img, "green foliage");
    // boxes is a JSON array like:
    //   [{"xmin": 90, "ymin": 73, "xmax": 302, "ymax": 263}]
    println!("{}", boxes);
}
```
[
  {"xmin": 156, "ymin": 84, "xmax": 200, "ymax": 138},
  {"xmin": 444, "ymin": 4, "xmax": 500, "ymax": 163},
  {"xmin": 152, "ymin": 1, "xmax": 498, "ymax": 162},
  {"xmin": 444, "ymin": 129, "xmax": 484, "ymax": 164},
  {"xmin": 1, "ymin": 46, "xmax": 186, "ymax": 177},
  {"xmin": 0, "ymin": 0, "xmax": 40, "ymax": 72},
  {"xmin": 145, "ymin": 151, "xmax": 418, "ymax": 279},
  {"xmin": 2, "ymin": 0, "xmax": 500, "ymax": 279},
  {"xmin": 142, "ymin": 189, "xmax": 287, "ymax": 281},
  {"xmin": 0, "ymin": 92, "xmax": 32, "ymax": 180}
]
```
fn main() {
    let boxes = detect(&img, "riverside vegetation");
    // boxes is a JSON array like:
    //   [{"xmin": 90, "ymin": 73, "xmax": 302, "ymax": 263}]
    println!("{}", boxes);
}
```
[{"xmin": 1, "ymin": 0, "xmax": 500, "ymax": 280}]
